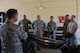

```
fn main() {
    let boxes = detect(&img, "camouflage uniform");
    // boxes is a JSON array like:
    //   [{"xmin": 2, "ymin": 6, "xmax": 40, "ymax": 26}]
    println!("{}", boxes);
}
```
[
  {"xmin": 1, "ymin": 20, "xmax": 28, "ymax": 53},
  {"xmin": 19, "ymin": 19, "xmax": 31, "ymax": 32},
  {"xmin": 47, "ymin": 21, "xmax": 56, "ymax": 39},
  {"xmin": 32, "ymin": 20, "xmax": 45, "ymax": 37},
  {"xmin": 32, "ymin": 20, "xmax": 45, "ymax": 50},
  {"xmin": 63, "ymin": 19, "xmax": 71, "ymax": 38}
]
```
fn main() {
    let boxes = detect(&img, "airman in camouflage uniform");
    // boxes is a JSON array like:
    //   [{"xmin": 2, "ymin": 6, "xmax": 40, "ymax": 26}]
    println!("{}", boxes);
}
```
[
  {"xmin": 47, "ymin": 16, "xmax": 56, "ymax": 39},
  {"xmin": 32, "ymin": 15, "xmax": 45, "ymax": 37},
  {"xmin": 19, "ymin": 15, "xmax": 31, "ymax": 33},
  {"xmin": 1, "ymin": 9, "xmax": 28, "ymax": 53}
]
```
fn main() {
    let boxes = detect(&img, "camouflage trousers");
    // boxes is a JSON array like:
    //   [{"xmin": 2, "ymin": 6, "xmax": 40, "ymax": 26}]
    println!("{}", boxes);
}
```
[{"xmin": 4, "ymin": 44, "xmax": 23, "ymax": 53}]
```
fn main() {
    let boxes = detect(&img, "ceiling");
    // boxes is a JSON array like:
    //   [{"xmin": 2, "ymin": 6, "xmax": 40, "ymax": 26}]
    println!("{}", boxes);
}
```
[{"xmin": 0, "ymin": 0, "xmax": 80, "ymax": 3}]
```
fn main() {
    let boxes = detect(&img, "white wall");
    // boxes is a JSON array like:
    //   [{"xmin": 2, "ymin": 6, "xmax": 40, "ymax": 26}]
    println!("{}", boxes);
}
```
[{"xmin": 0, "ymin": 0, "xmax": 80, "ymax": 24}]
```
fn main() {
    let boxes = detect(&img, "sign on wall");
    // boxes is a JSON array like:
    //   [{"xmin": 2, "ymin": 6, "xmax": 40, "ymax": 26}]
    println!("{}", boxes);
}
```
[{"xmin": 59, "ymin": 16, "xmax": 66, "ymax": 23}]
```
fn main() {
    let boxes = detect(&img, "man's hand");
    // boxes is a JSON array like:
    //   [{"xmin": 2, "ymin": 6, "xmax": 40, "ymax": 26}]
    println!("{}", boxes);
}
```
[
  {"xmin": 62, "ymin": 36, "xmax": 65, "ymax": 40},
  {"xmin": 71, "ymin": 28, "xmax": 77, "ymax": 34}
]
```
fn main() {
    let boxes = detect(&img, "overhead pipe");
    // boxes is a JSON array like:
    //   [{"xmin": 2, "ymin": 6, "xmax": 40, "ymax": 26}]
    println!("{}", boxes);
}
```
[{"xmin": 75, "ymin": 0, "xmax": 78, "ymax": 21}]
